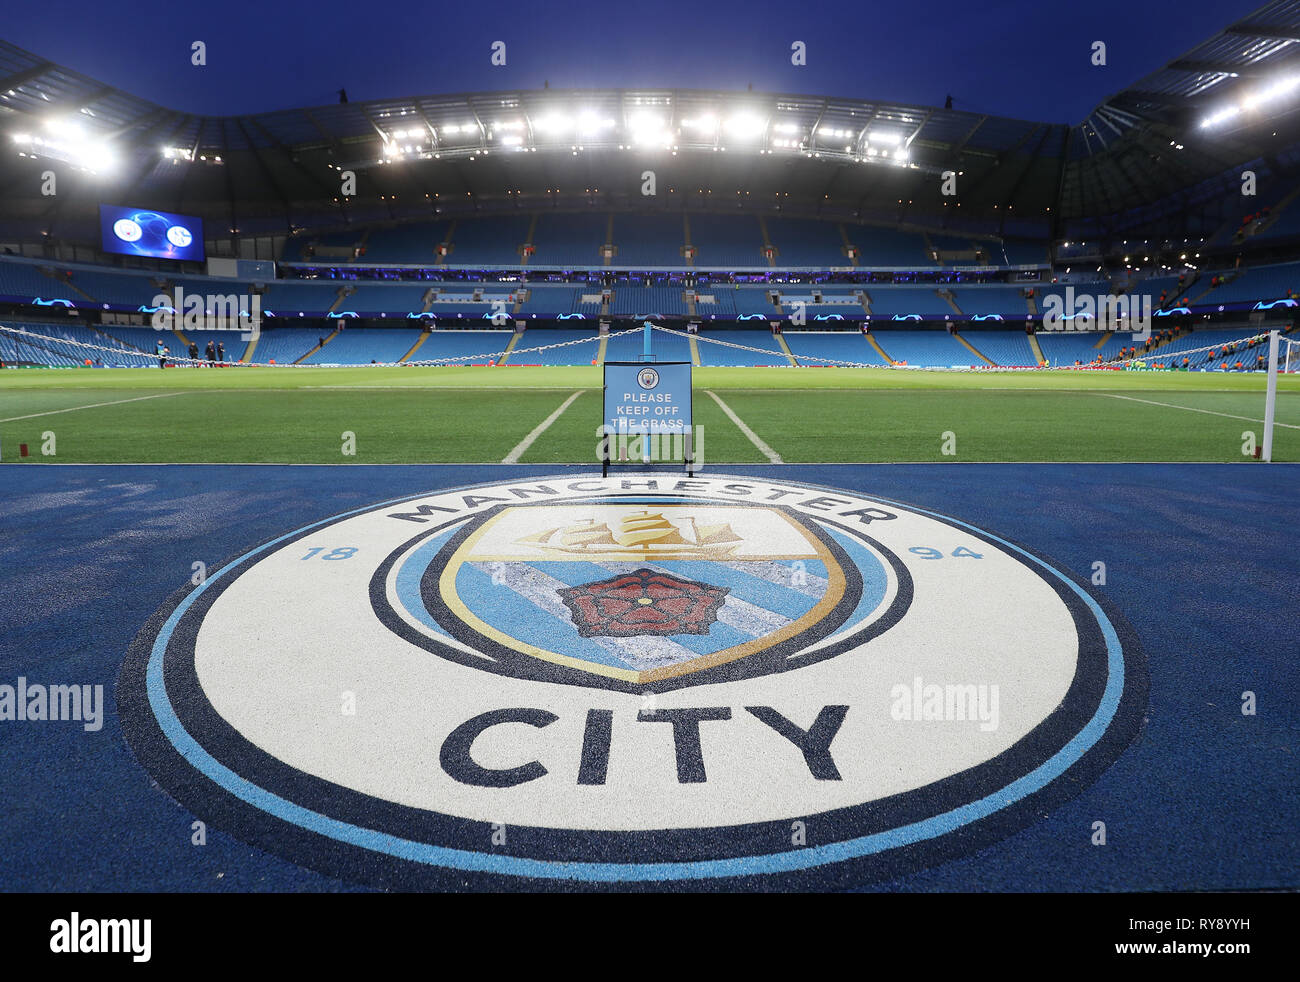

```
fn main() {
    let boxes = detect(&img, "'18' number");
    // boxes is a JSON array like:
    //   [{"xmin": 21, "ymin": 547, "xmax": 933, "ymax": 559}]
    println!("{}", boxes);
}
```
[{"xmin": 301, "ymin": 547, "xmax": 358, "ymax": 561}]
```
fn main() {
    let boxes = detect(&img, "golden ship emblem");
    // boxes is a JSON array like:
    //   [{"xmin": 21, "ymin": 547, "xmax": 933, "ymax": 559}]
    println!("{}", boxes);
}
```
[{"xmin": 515, "ymin": 510, "xmax": 743, "ymax": 559}]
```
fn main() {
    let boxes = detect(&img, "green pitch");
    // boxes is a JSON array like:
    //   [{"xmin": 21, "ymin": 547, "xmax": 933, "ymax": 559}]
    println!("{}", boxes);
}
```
[{"xmin": 1, "ymin": 365, "xmax": 1296, "ymax": 464}]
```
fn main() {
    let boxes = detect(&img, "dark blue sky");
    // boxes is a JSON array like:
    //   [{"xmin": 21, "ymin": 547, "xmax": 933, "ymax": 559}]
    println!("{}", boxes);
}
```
[{"xmin": 5, "ymin": 0, "xmax": 1266, "ymax": 122}]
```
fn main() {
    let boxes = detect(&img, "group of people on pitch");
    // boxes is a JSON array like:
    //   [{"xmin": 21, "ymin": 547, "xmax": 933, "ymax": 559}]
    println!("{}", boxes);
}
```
[{"xmin": 154, "ymin": 338, "xmax": 227, "ymax": 367}]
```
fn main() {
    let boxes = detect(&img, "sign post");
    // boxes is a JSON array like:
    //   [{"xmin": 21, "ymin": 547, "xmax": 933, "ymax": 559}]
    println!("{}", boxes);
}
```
[{"xmin": 602, "ymin": 323, "xmax": 694, "ymax": 475}]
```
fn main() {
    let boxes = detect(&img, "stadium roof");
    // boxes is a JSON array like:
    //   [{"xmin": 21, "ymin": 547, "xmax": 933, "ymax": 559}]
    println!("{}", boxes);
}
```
[{"xmin": 1, "ymin": 0, "xmax": 1298, "ymax": 244}]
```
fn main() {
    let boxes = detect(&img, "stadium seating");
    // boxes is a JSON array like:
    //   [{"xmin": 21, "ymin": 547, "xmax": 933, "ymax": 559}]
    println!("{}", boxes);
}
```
[
  {"xmin": 261, "ymin": 280, "xmax": 345, "ymax": 313},
  {"xmin": 0, "ymin": 321, "xmax": 152, "ymax": 367},
  {"xmin": 506, "ymin": 329, "xmax": 600, "ymax": 365},
  {"xmin": 765, "ymin": 218, "xmax": 849, "ymax": 266},
  {"xmin": 415, "ymin": 330, "xmax": 512, "ymax": 365},
  {"xmin": 0, "ymin": 259, "xmax": 61, "ymax": 299},
  {"xmin": 844, "ymin": 226, "xmax": 930, "ymax": 266},
  {"xmin": 688, "ymin": 215, "xmax": 765, "ymax": 267},
  {"xmin": 247, "ymin": 328, "xmax": 320, "ymax": 364},
  {"xmin": 610, "ymin": 286, "xmax": 689, "ymax": 316},
  {"xmin": 361, "ymin": 222, "xmax": 452, "ymax": 263},
  {"xmin": 785, "ymin": 331, "xmax": 888, "ymax": 366},
  {"xmin": 733, "ymin": 288, "xmax": 776, "ymax": 316},
  {"xmin": 694, "ymin": 329, "xmax": 787, "ymax": 366},
  {"xmin": 532, "ymin": 212, "xmax": 607, "ymax": 266},
  {"xmin": 867, "ymin": 287, "xmax": 953, "ymax": 316},
  {"xmin": 870, "ymin": 330, "xmax": 975, "ymax": 366},
  {"xmin": 445, "ymin": 216, "xmax": 532, "ymax": 265},
  {"xmin": 609, "ymin": 214, "xmax": 685, "ymax": 265},
  {"xmin": 301, "ymin": 328, "xmax": 424, "ymax": 364},
  {"xmin": 342, "ymin": 283, "xmax": 432, "ymax": 314},
  {"xmin": 1035, "ymin": 331, "xmax": 1123, "ymax": 364},
  {"xmin": 604, "ymin": 327, "xmax": 692, "ymax": 363},
  {"xmin": 963, "ymin": 331, "xmax": 1038, "ymax": 366},
  {"xmin": 1201, "ymin": 263, "xmax": 1299, "ymax": 305},
  {"xmin": 948, "ymin": 285, "xmax": 1029, "ymax": 317}
]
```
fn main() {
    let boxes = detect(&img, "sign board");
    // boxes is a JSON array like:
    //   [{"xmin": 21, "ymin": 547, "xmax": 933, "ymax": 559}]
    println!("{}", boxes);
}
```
[
  {"xmin": 602, "ymin": 360, "xmax": 694, "ymax": 474},
  {"xmin": 602, "ymin": 361, "xmax": 692, "ymax": 437}
]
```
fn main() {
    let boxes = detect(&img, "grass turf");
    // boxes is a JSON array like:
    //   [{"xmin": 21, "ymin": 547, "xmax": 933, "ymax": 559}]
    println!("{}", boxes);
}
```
[{"xmin": 1, "ymin": 364, "xmax": 1296, "ymax": 463}]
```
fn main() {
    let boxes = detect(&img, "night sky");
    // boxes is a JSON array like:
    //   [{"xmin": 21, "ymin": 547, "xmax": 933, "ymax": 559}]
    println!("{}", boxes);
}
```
[{"xmin": 4, "ymin": 0, "xmax": 1267, "ymax": 123}]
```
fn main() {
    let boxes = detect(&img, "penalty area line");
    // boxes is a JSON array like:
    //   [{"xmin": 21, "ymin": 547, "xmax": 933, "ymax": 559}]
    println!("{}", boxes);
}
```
[
  {"xmin": 1098, "ymin": 392, "xmax": 1300, "ymax": 429},
  {"xmin": 502, "ymin": 390, "xmax": 583, "ymax": 463},
  {"xmin": 706, "ymin": 390, "xmax": 783, "ymax": 463},
  {"xmin": 0, "ymin": 391, "xmax": 189, "ymax": 423}
]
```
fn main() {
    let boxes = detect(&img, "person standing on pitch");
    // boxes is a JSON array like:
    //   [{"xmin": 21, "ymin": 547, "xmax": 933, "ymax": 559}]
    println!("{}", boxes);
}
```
[{"xmin": 217, "ymin": 340, "xmax": 226, "ymax": 365}]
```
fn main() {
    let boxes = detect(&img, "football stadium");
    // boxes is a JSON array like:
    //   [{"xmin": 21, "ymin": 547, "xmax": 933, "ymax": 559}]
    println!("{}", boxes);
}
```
[{"xmin": 0, "ymin": 0, "xmax": 1296, "ymax": 927}]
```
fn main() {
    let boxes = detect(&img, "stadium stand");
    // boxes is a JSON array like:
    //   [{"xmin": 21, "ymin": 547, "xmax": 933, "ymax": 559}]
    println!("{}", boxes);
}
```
[
  {"xmin": 694, "ymin": 329, "xmax": 787, "ymax": 366},
  {"xmin": 415, "ymin": 330, "xmax": 512, "ymax": 365},
  {"xmin": 516, "ymin": 288, "xmax": 581, "ymax": 316},
  {"xmin": 609, "ymin": 214, "xmax": 685, "ymax": 266},
  {"xmin": 1201, "ymin": 262, "xmax": 1299, "ymax": 305},
  {"xmin": 964, "ymin": 331, "xmax": 1038, "ymax": 365},
  {"xmin": 261, "ymin": 280, "xmax": 344, "ymax": 313},
  {"xmin": 785, "ymin": 331, "xmax": 889, "ymax": 366},
  {"xmin": 300, "ymin": 327, "xmax": 425, "ymax": 364},
  {"xmin": 246, "ymin": 328, "xmax": 320, "ymax": 365},
  {"xmin": 733, "ymin": 288, "xmax": 776, "ymax": 316},
  {"xmin": 505, "ymin": 329, "xmax": 600, "ymax": 365},
  {"xmin": 610, "ymin": 286, "xmax": 689, "ymax": 316},
  {"xmin": 604, "ymin": 327, "xmax": 692, "ymax": 363},
  {"xmin": 1035, "ymin": 331, "xmax": 1125, "ymax": 364},
  {"xmin": 845, "ymin": 226, "xmax": 930, "ymax": 266},
  {"xmin": 533, "ymin": 212, "xmax": 607, "ymax": 266},
  {"xmin": 765, "ymin": 218, "xmax": 850, "ymax": 266},
  {"xmin": 0, "ymin": 259, "xmax": 61, "ymax": 299},
  {"xmin": 952, "ymin": 285, "xmax": 1031, "ymax": 316},
  {"xmin": 871, "ymin": 330, "xmax": 977, "ymax": 366},
  {"xmin": 688, "ymin": 214, "xmax": 764, "ymax": 267},
  {"xmin": 341, "ymin": 283, "xmax": 432, "ymax": 314},
  {"xmin": 867, "ymin": 287, "xmax": 953, "ymax": 316},
  {"xmin": 361, "ymin": 222, "xmax": 452, "ymax": 263},
  {"xmin": 446, "ymin": 216, "xmax": 532, "ymax": 265}
]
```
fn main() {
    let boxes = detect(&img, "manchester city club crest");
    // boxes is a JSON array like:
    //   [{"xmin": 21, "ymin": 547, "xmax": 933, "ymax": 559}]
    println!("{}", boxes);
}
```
[{"xmin": 118, "ymin": 475, "xmax": 1146, "ymax": 891}]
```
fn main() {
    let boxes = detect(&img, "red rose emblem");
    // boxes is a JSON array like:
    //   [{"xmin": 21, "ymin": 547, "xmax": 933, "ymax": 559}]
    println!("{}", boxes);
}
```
[{"xmin": 557, "ymin": 568, "xmax": 730, "ymax": 637}]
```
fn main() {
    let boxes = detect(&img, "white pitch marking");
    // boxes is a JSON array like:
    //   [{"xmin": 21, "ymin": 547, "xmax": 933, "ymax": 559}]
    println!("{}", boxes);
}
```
[
  {"xmin": 1098, "ymin": 392, "xmax": 1300, "ymax": 429},
  {"xmin": 0, "ymin": 391, "xmax": 187, "ymax": 423},
  {"xmin": 706, "ymin": 390, "xmax": 783, "ymax": 463},
  {"xmin": 501, "ymin": 390, "xmax": 583, "ymax": 463}
]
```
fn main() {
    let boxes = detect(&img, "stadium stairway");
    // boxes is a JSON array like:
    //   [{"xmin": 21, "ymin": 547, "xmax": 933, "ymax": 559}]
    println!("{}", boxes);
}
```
[
  {"xmin": 1094, "ymin": 330, "xmax": 1112, "ymax": 350},
  {"xmin": 240, "ymin": 335, "xmax": 259, "ymax": 363},
  {"xmin": 296, "ymin": 327, "xmax": 340, "ymax": 364},
  {"xmin": 952, "ymin": 330, "xmax": 995, "ymax": 365},
  {"xmin": 759, "ymin": 217, "xmax": 776, "ymax": 268},
  {"xmin": 837, "ymin": 224, "xmax": 860, "ymax": 267},
  {"xmin": 682, "ymin": 215, "xmax": 694, "ymax": 266},
  {"xmin": 41, "ymin": 267, "xmax": 98, "ymax": 304},
  {"xmin": 865, "ymin": 332, "xmax": 895, "ymax": 364},
  {"xmin": 171, "ymin": 328, "xmax": 191, "ymax": 352},
  {"xmin": 688, "ymin": 335, "xmax": 701, "ymax": 366},
  {"xmin": 596, "ymin": 334, "xmax": 609, "ymax": 366},
  {"xmin": 939, "ymin": 289, "xmax": 963, "ymax": 316},
  {"xmin": 496, "ymin": 331, "xmax": 522, "ymax": 365},
  {"xmin": 774, "ymin": 333, "xmax": 798, "ymax": 365},
  {"xmin": 1027, "ymin": 333, "xmax": 1046, "ymax": 364},
  {"xmin": 400, "ymin": 329, "xmax": 432, "ymax": 363}
]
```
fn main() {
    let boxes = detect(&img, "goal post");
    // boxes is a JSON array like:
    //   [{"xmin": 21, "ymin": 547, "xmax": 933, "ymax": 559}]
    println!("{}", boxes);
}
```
[{"xmin": 1263, "ymin": 329, "xmax": 1279, "ymax": 463}]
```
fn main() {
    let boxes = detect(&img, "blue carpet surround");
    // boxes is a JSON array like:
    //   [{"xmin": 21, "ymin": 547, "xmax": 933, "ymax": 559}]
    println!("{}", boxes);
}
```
[{"xmin": 0, "ymin": 463, "xmax": 1295, "ymax": 892}]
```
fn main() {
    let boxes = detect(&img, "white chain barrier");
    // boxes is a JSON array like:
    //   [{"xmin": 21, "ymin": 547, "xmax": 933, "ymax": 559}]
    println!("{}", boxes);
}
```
[{"xmin": 1, "ymin": 321, "xmax": 1290, "ymax": 371}]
